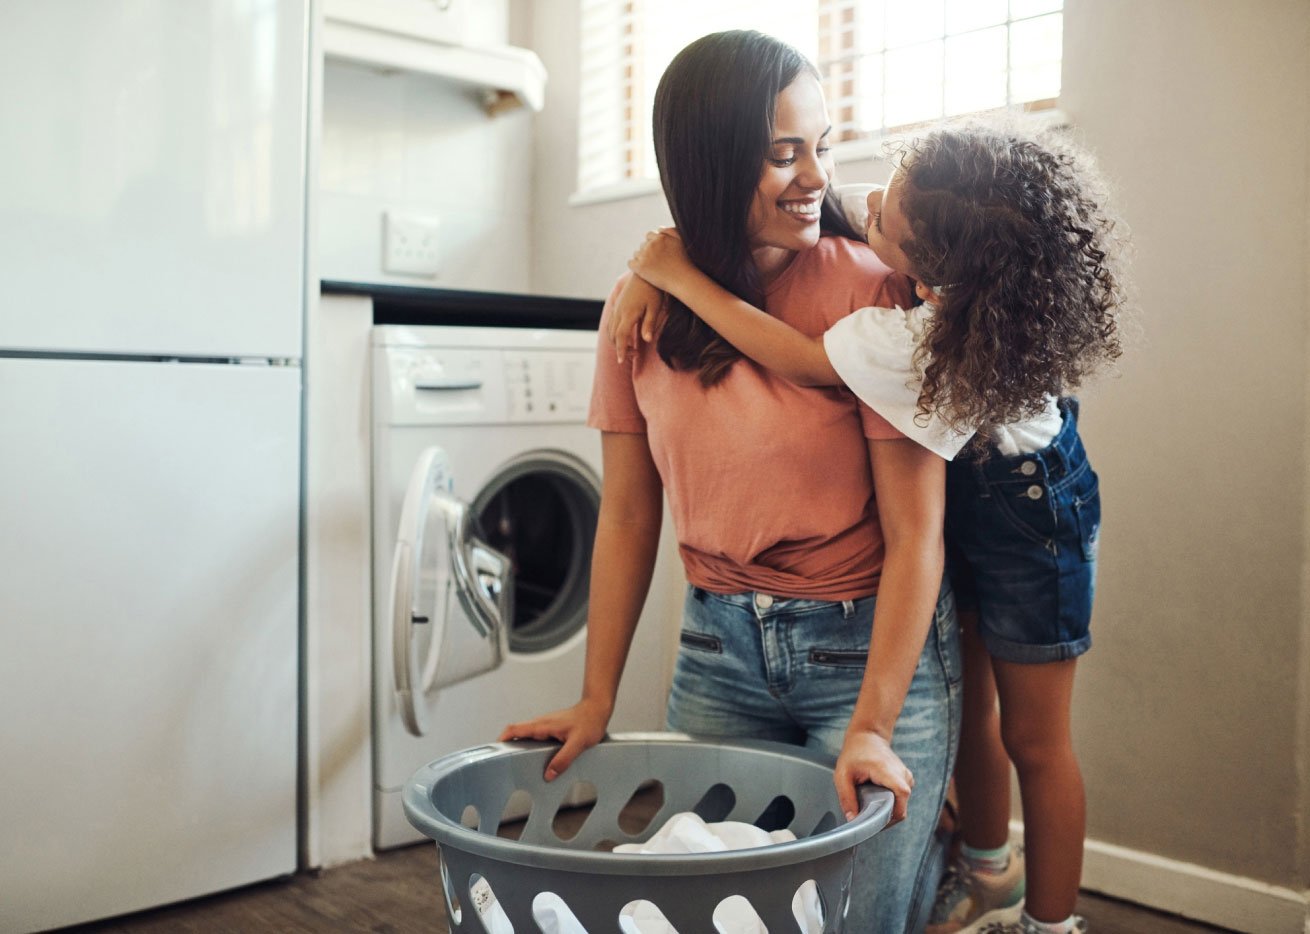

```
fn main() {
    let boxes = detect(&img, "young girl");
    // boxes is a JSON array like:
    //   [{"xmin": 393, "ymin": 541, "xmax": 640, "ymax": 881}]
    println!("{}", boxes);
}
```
[{"xmin": 613, "ymin": 119, "xmax": 1125, "ymax": 934}]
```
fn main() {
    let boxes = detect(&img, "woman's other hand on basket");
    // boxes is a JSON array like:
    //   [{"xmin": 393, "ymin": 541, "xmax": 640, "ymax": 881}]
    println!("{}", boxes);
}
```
[
  {"xmin": 498, "ymin": 697, "xmax": 612, "ymax": 781},
  {"xmin": 610, "ymin": 272, "xmax": 666, "ymax": 364},
  {"xmin": 834, "ymin": 729, "xmax": 914, "ymax": 826}
]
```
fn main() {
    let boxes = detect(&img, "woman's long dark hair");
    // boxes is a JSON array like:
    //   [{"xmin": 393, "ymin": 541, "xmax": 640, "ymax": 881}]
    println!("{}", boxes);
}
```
[{"xmin": 652, "ymin": 30, "xmax": 860, "ymax": 386}]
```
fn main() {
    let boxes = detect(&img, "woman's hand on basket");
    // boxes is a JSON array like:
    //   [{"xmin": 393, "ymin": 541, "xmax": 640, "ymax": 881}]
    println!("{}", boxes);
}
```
[
  {"xmin": 498, "ymin": 697, "xmax": 612, "ymax": 781},
  {"xmin": 834, "ymin": 728, "xmax": 915, "ymax": 826}
]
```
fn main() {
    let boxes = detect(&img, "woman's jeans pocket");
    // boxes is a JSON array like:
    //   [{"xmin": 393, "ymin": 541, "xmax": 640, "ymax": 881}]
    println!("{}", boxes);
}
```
[{"xmin": 679, "ymin": 629, "xmax": 722, "ymax": 653}]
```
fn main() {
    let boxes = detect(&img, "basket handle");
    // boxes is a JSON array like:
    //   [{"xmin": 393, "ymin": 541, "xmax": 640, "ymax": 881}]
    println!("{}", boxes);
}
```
[{"xmin": 853, "ymin": 782, "xmax": 895, "ymax": 833}]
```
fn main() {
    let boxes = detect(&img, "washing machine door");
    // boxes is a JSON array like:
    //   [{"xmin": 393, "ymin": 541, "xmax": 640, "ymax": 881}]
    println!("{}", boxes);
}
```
[{"xmin": 390, "ymin": 446, "xmax": 514, "ymax": 737}]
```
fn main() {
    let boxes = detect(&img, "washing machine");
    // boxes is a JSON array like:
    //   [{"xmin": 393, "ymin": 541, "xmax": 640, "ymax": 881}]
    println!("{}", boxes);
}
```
[{"xmin": 371, "ymin": 324, "xmax": 671, "ymax": 849}]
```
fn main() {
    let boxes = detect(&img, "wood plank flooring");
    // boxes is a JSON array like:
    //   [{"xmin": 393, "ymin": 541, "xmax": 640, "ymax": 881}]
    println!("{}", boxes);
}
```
[{"xmin": 69, "ymin": 840, "xmax": 1234, "ymax": 934}]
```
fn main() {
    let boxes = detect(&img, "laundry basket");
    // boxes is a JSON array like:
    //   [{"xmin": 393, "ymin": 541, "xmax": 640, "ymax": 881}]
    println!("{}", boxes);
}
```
[{"xmin": 403, "ymin": 732, "xmax": 893, "ymax": 932}]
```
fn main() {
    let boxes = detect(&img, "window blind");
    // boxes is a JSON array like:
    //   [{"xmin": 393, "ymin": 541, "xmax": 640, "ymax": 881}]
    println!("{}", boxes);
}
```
[{"xmin": 577, "ymin": 0, "xmax": 1063, "ymax": 194}]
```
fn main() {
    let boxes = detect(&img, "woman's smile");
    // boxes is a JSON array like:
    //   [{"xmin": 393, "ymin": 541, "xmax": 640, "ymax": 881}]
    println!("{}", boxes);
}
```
[{"xmin": 779, "ymin": 196, "xmax": 823, "ymax": 221}]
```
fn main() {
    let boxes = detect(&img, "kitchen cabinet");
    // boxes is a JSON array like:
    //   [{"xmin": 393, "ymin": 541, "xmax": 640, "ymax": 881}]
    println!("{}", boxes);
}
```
[{"xmin": 322, "ymin": 0, "xmax": 546, "ymax": 113}]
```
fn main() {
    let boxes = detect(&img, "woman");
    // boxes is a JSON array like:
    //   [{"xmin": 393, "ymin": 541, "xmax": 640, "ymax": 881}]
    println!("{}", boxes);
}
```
[{"xmin": 501, "ymin": 31, "xmax": 960, "ymax": 932}]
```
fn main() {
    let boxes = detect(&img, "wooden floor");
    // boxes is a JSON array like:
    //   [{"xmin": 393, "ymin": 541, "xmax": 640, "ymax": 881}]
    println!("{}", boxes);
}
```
[{"xmin": 70, "ymin": 841, "xmax": 1234, "ymax": 934}]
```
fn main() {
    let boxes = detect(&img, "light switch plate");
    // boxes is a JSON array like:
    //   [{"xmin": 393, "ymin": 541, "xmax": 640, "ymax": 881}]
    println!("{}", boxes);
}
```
[{"xmin": 383, "ymin": 211, "xmax": 441, "ymax": 277}]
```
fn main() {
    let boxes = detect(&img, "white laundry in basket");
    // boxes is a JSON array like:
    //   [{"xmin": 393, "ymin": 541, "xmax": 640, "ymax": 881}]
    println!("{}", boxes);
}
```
[{"xmin": 470, "ymin": 812, "xmax": 824, "ymax": 934}]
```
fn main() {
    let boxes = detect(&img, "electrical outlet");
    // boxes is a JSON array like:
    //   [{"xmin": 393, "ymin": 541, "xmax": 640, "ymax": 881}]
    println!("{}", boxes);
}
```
[{"xmin": 383, "ymin": 211, "xmax": 441, "ymax": 277}]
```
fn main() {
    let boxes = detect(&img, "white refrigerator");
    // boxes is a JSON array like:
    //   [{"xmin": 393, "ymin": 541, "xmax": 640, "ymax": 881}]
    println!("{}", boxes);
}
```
[{"xmin": 0, "ymin": 3, "xmax": 308, "ymax": 931}]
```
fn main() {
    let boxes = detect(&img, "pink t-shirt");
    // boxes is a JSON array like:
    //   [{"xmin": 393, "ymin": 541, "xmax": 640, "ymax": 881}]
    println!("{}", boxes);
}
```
[{"xmin": 589, "ymin": 235, "xmax": 913, "ymax": 600}]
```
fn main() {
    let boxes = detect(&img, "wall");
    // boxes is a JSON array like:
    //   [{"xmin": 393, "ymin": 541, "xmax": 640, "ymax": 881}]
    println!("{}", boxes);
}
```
[
  {"xmin": 521, "ymin": 0, "xmax": 1310, "ymax": 928},
  {"xmin": 318, "ymin": 2, "xmax": 534, "ymax": 291},
  {"xmin": 306, "ymin": 0, "xmax": 534, "ymax": 869},
  {"xmin": 521, "ymin": 0, "xmax": 673, "ymax": 299},
  {"xmin": 1061, "ymin": 0, "xmax": 1309, "ymax": 916}
]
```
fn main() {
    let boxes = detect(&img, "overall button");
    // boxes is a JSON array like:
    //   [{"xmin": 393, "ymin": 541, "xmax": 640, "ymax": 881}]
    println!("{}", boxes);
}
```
[
  {"xmin": 1020, "ymin": 460, "xmax": 1037, "ymax": 476},
  {"xmin": 1026, "ymin": 485, "xmax": 1044, "ymax": 500},
  {"xmin": 755, "ymin": 593, "xmax": 774, "ymax": 609}
]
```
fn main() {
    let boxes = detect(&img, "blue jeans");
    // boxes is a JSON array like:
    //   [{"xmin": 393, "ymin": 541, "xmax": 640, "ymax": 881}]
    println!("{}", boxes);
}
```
[{"xmin": 665, "ymin": 583, "xmax": 962, "ymax": 933}]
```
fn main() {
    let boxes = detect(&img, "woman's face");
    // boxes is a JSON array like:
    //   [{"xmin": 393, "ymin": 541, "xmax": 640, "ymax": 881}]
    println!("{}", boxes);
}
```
[{"xmin": 746, "ymin": 74, "xmax": 834, "ymax": 265}]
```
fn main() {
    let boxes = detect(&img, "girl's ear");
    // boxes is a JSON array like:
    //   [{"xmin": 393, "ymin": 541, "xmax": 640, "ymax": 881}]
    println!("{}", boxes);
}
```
[{"xmin": 914, "ymin": 280, "xmax": 941, "ymax": 304}]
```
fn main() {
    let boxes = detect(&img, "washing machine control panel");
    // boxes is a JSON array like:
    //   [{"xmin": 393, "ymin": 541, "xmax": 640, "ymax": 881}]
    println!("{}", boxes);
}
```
[
  {"xmin": 502, "ymin": 351, "xmax": 591, "ymax": 422},
  {"xmin": 383, "ymin": 346, "xmax": 594, "ymax": 425}
]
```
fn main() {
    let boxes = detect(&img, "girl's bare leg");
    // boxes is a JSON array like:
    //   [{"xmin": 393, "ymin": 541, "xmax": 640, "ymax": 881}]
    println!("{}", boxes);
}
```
[
  {"xmin": 993, "ymin": 656, "xmax": 1084, "ymax": 923},
  {"xmin": 953, "ymin": 609, "xmax": 1012, "ymax": 849}
]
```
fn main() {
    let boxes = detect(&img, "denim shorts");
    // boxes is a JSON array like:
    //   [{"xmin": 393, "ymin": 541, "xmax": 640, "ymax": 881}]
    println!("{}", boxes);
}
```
[
  {"xmin": 665, "ymin": 581, "xmax": 961, "ymax": 934},
  {"xmin": 945, "ymin": 398, "xmax": 1100, "ymax": 664}
]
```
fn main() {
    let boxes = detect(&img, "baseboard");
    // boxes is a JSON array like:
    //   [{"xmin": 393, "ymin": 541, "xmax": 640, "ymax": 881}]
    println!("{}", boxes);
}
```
[{"xmin": 1011, "ymin": 822, "xmax": 1309, "ymax": 933}]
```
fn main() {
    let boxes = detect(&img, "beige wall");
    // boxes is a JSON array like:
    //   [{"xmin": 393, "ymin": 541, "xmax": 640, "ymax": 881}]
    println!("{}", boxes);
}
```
[
  {"xmin": 518, "ymin": 0, "xmax": 1310, "ymax": 920},
  {"xmin": 1060, "ymin": 0, "xmax": 1309, "ymax": 894},
  {"xmin": 1303, "ymin": 27, "xmax": 1310, "ymax": 907}
]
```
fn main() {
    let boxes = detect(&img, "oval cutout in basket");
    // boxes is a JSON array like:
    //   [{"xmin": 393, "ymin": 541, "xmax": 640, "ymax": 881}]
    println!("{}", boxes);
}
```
[
  {"xmin": 754, "ymin": 794, "xmax": 796, "ymax": 832},
  {"xmin": 692, "ymin": 782, "xmax": 737, "ymax": 823},
  {"xmin": 617, "ymin": 780, "xmax": 664, "ymax": 836},
  {"xmin": 552, "ymin": 780, "xmax": 598, "ymax": 841},
  {"xmin": 438, "ymin": 848, "xmax": 462, "ymax": 925},
  {"xmin": 498, "ymin": 789, "xmax": 534, "ymax": 840},
  {"xmin": 459, "ymin": 805, "xmax": 480, "ymax": 831}
]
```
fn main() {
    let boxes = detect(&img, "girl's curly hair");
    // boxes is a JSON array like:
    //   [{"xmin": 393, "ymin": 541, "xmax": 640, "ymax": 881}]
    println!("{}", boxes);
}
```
[{"xmin": 891, "ymin": 118, "xmax": 1125, "ymax": 433}]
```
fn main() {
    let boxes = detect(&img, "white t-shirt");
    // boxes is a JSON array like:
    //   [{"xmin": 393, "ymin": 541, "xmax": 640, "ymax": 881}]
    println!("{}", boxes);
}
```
[
  {"xmin": 822, "ymin": 304, "xmax": 973, "ymax": 460},
  {"xmin": 827, "ymin": 185, "xmax": 1061, "ymax": 460}
]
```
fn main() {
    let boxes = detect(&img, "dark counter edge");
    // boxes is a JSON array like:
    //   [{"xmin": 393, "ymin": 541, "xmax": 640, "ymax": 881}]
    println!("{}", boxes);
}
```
[{"xmin": 321, "ymin": 281, "xmax": 603, "ymax": 331}]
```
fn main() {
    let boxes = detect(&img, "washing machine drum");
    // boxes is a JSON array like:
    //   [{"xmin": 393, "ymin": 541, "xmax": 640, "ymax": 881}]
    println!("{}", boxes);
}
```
[
  {"xmin": 390, "ymin": 446, "xmax": 599, "ymax": 736},
  {"xmin": 472, "ymin": 449, "xmax": 599, "ymax": 655}
]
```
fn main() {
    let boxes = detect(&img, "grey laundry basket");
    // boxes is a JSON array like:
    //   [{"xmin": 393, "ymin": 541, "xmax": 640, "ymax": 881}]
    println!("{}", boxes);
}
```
[{"xmin": 403, "ymin": 732, "xmax": 893, "ymax": 932}]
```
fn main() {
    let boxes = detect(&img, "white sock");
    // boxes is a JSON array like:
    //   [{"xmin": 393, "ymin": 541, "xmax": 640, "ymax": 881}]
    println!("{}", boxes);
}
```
[
  {"xmin": 1021, "ymin": 911, "xmax": 1078, "ymax": 933},
  {"xmin": 961, "ymin": 841, "xmax": 1011, "ymax": 874}
]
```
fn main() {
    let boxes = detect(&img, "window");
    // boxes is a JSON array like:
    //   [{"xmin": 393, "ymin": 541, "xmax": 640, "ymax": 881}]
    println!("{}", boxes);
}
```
[{"xmin": 576, "ymin": 0, "xmax": 1063, "ymax": 196}]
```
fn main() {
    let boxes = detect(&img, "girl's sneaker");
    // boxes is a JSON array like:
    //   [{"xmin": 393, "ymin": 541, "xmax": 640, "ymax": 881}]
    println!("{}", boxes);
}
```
[
  {"xmin": 970, "ymin": 914, "xmax": 1088, "ymax": 934},
  {"xmin": 926, "ymin": 847, "xmax": 1027, "ymax": 933}
]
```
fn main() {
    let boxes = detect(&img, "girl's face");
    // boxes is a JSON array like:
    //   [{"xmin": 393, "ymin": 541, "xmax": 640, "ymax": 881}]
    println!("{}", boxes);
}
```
[
  {"xmin": 746, "ymin": 74, "xmax": 834, "ymax": 272},
  {"xmin": 864, "ymin": 169, "xmax": 918, "ymax": 281}
]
